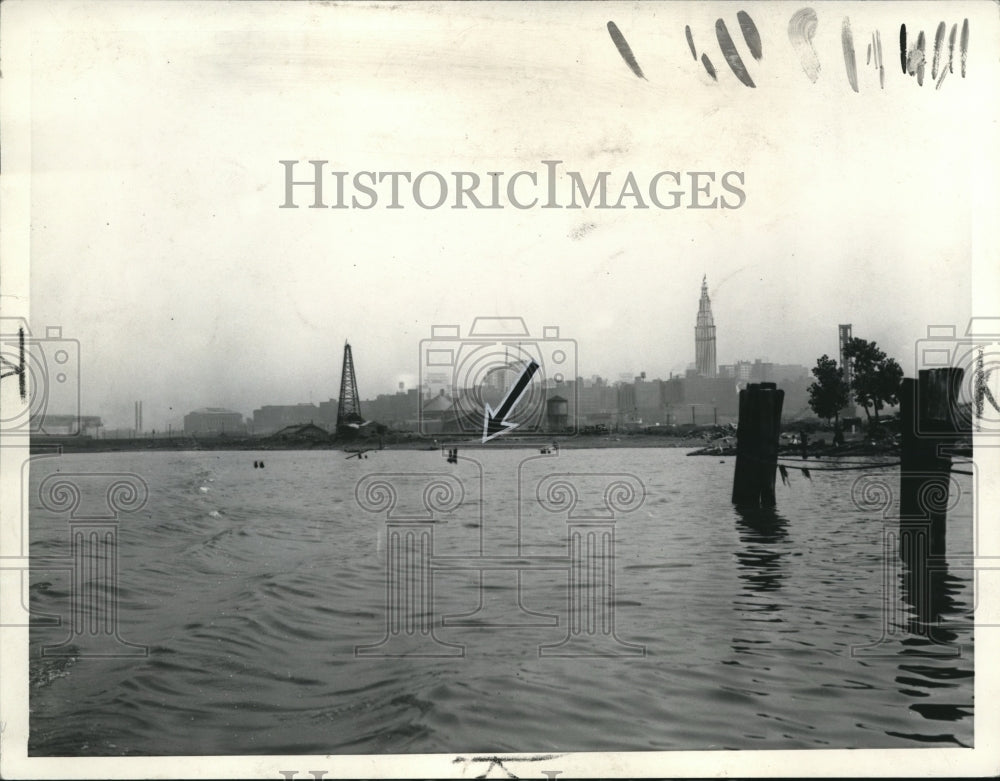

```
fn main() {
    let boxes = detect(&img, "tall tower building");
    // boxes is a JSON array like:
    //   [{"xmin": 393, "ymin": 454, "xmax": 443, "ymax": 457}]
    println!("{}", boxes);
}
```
[
  {"xmin": 695, "ymin": 275, "xmax": 717, "ymax": 378},
  {"xmin": 838, "ymin": 324, "xmax": 856, "ymax": 417},
  {"xmin": 838, "ymin": 324, "xmax": 853, "ymax": 388}
]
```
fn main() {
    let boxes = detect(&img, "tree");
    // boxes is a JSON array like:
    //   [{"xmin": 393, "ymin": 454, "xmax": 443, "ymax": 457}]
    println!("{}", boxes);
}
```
[
  {"xmin": 808, "ymin": 354, "xmax": 850, "ymax": 424},
  {"xmin": 842, "ymin": 337, "xmax": 904, "ymax": 428}
]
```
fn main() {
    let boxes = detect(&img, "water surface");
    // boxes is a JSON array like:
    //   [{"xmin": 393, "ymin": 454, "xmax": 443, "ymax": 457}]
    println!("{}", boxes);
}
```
[{"xmin": 28, "ymin": 448, "xmax": 974, "ymax": 755}]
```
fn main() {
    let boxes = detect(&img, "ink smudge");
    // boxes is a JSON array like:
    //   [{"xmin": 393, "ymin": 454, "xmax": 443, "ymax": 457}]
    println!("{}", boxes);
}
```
[
  {"xmin": 452, "ymin": 754, "xmax": 564, "ymax": 779},
  {"xmin": 931, "ymin": 21, "xmax": 945, "ymax": 80},
  {"xmin": 841, "ymin": 17, "xmax": 859, "ymax": 93},
  {"xmin": 960, "ymin": 18, "xmax": 968, "ymax": 77},
  {"xmin": 936, "ymin": 63, "xmax": 948, "ymax": 90},
  {"xmin": 737, "ymin": 11, "xmax": 762, "ymax": 61},
  {"xmin": 948, "ymin": 23, "xmax": 957, "ymax": 74},
  {"xmin": 876, "ymin": 30, "xmax": 884, "ymax": 89},
  {"xmin": 788, "ymin": 8, "xmax": 820, "ymax": 83},
  {"xmin": 607, "ymin": 21, "xmax": 646, "ymax": 80},
  {"xmin": 905, "ymin": 45, "xmax": 919, "ymax": 75},
  {"xmin": 867, "ymin": 31, "xmax": 885, "ymax": 89},
  {"xmin": 900, "ymin": 24, "xmax": 907, "ymax": 74},
  {"xmin": 701, "ymin": 53, "xmax": 718, "ymax": 81},
  {"xmin": 716, "ymin": 19, "xmax": 755, "ymax": 87},
  {"xmin": 685, "ymin": 25, "xmax": 697, "ymax": 60},
  {"xmin": 916, "ymin": 30, "xmax": 925, "ymax": 85}
]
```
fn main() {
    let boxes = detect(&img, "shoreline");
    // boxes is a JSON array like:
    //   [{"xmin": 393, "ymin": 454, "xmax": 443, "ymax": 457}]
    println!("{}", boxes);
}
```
[
  {"xmin": 27, "ymin": 433, "xmax": 908, "ymax": 457},
  {"xmin": 29, "ymin": 433, "xmax": 710, "ymax": 454}
]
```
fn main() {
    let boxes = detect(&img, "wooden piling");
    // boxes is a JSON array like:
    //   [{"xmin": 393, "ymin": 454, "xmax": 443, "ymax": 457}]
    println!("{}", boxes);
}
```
[
  {"xmin": 731, "ymin": 382, "xmax": 785, "ymax": 508},
  {"xmin": 898, "ymin": 368, "xmax": 965, "ymax": 557}
]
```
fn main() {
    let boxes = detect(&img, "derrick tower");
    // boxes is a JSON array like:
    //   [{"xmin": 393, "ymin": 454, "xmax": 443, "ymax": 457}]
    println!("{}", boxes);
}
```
[{"xmin": 336, "ymin": 342, "xmax": 364, "ymax": 431}]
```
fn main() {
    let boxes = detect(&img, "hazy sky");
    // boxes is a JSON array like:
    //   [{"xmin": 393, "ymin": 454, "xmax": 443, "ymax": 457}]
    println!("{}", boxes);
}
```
[{"xmin": 14, "ymin": 1, "xmax": 997, "ymax": 429}]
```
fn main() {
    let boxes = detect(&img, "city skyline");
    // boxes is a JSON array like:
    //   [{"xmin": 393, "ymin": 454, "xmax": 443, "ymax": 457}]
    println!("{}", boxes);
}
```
[
  {"xmin": 80, "ymin": 284, "xmax": 821, "ymax": 435},
  {"xmin": 29, "ymin": 288, "xmax": 944, "ymax": 431}
]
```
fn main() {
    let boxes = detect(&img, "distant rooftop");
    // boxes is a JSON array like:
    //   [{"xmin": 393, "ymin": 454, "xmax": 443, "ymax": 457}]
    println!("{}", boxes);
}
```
[
  {"xmin": 422, "ymin": 395, "xmax": 453, "ymax": 413},
  {"xmin": 189, "ymin": 407, "xmax": 242, "ymax": 415},
  {"xmin": 268, "ymin": 423, "xmax": 331, "ymax": 440}
]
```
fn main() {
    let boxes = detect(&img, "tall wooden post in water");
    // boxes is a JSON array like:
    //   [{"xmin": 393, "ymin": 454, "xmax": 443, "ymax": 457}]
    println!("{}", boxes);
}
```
[
  {"xmin": 731, "ymin": 382, "xmax": 785, "ymax": 508},
  {"xmin": 899, "ymin": 368, "xmax": 965, "ymax": 556}
]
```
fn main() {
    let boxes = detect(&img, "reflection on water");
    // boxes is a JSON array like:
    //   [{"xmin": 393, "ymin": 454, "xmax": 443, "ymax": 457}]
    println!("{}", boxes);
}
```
[
  {"xmin": 899, "ymin": 530, "xmax": 963, "ymax": 646},
  {"xmin": 889, "ymin": 537, "xmax": 973, "ymax": 747},
  {"xmin": 733, "ymin": 506, "xmax": 789, "ymax": 598}
]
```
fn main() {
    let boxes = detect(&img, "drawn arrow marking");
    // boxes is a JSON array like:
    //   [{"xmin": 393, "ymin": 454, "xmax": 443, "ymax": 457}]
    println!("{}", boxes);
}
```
[{"xmin": 482, "ymin": 360, "xmax": 540, "ymax": 443}]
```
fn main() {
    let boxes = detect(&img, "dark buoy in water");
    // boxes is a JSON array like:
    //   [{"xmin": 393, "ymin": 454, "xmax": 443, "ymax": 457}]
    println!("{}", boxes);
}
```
[
  {"xmin": 253, "ymin": 460, "xmax": 259, "ymax": 468},
  {"xmin": 259, "ymin": 461, "xmax": 265, "ymax": 469}
]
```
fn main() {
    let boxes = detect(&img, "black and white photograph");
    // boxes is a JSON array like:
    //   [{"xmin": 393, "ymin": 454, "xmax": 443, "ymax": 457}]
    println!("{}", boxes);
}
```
[{"xmin": 1, "ymin": 1, "xmax": 998, "ymax": 777}]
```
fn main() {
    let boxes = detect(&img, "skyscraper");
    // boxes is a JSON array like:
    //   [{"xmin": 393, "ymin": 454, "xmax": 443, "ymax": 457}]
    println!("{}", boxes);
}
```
[{"xmin": 695, "ymin": 275, "xmax": 717, "ymax": 378}]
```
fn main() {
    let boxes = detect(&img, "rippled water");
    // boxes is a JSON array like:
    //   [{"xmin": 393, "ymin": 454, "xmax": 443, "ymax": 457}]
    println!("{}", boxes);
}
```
[{"xmin": 28, "ymin": 448, "xmax": 973, "ymax": 755}]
